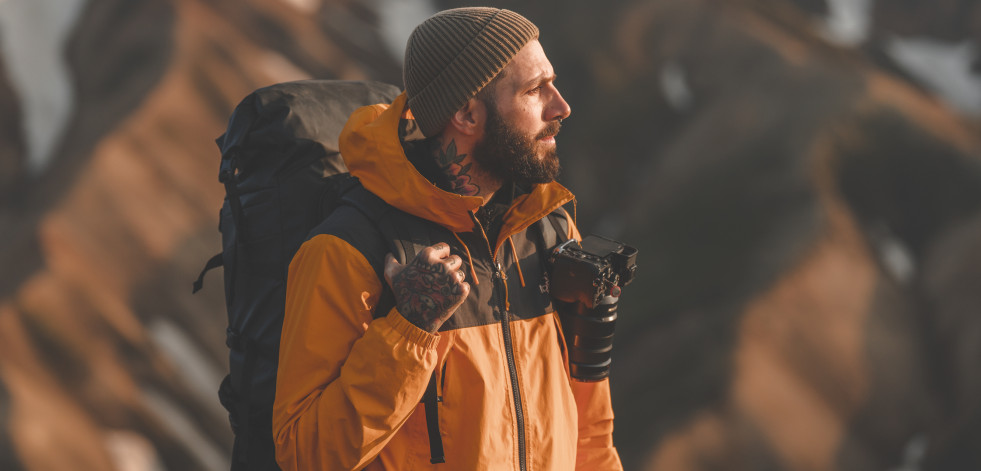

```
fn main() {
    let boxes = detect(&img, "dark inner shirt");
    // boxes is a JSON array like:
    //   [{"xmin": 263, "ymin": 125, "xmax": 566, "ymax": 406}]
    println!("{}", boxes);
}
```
[{"xmin": 473, "ymin": 181, "xmax": 514, "ymax": 247}]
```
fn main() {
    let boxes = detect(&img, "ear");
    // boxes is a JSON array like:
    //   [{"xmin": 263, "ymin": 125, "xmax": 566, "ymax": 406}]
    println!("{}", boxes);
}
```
[{"xmin": 447, "ymin": 98, "xmax": 485, "ymax": 136}]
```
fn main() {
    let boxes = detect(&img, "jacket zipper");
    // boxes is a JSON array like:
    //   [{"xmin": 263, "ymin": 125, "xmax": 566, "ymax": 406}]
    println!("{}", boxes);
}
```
[
  {"xmin": 494, "ymin": 262, "xmax": 527, "ymax": 471},
  {"xmin": 474, "ymin": 223, "xmax": 528, "ymax": 471}
]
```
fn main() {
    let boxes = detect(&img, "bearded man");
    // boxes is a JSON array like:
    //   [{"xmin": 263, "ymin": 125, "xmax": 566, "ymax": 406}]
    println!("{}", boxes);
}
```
[{"xmin": 273, "ymin": 7, "xmax": 623, "ymax": 470}]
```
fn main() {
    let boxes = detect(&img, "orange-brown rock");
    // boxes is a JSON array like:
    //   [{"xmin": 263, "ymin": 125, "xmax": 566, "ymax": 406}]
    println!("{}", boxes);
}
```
[
  {"xmin": 0, "ymin": 0, "xmax": 399, "ymax": 469},
  {"xmin": 2, "ymin": 0, "xmax": 980, "ymax": 470}
]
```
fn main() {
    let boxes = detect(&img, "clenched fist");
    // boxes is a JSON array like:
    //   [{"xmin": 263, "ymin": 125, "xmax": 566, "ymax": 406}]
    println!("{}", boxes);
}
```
[{"xmin": 384, "ymin": 243, "xmax": 471, "ymax": 333}]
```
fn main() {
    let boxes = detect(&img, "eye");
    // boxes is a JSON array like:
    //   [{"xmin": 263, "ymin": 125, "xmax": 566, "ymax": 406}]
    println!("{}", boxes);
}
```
[{"xmin": 527, "ymin": 85, "xmax": 543, "ymax": 95}]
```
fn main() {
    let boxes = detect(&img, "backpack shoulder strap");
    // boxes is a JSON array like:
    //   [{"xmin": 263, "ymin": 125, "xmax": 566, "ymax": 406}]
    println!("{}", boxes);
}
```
[
  {"xmin": 336, "ymin": 182, "xmax": 417, "ymax": 319},
  {"xmin": 339, "ymin": 181, "xmax": 446, "ymax": 464},
  {"xmin": 341, "ymin": 184, "xmax": 415, "ymax": 265},
  {"xmin": 541, "ymin": 207, "xmax": 572, "ymax": 246}
]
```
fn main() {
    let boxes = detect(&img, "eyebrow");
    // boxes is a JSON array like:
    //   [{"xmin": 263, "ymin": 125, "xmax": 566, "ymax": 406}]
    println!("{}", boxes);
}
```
[{"xmin": 519, "ymin": 72, "xmax": 556, "ymax": 91}]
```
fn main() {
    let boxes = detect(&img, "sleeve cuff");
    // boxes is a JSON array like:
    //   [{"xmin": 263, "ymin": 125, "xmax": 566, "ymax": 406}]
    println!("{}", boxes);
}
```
[{"xmin": 385, "ymin": 307, "xmax": 440, "ymax": 350}]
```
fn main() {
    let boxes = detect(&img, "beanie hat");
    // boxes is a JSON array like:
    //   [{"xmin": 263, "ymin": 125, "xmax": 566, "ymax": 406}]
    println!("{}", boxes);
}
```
[{"xmin": 403, "ymin": 7, "xmax": 539, "ymax": 137}]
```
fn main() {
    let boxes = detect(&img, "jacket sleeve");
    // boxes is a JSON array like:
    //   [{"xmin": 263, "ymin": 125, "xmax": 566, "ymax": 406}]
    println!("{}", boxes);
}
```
[
  {"xmin": 572, "ymin": 379, "xmax": 623, "ymax": 470},
  {"xmin": 272, "ymin": 234, "xmax": 439, "ymax": 471},
  {"xmin": 565, "ymin": 215, "xmax": 624, "ymax": 470}
]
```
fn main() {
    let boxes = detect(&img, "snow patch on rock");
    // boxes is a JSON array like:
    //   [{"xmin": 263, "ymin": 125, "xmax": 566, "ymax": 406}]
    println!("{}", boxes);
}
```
[
  {"xmin": 820, "ymin": 0, "xmax": 872, "ymax": 46},
  {"xmin": 148, "ymin": 318, "xmax": 226, "ymax": 424},
  {"xmin": 142, "ymin": 387, "xmax": 229, "ymax": 471},
  {"xmin": 374, "ymin": 0, "xmax": 436, "ymax": 63},
  {"xmin": 0, "ymin": 0, "xmax": 88, "ymax": 174},
  {"xmin": 886, "ymin": 37, "xmax": 981, "ymax": 116},
  {"xmin": 660, "ymin": 62, "xmax": 693, "ymax": 112}
]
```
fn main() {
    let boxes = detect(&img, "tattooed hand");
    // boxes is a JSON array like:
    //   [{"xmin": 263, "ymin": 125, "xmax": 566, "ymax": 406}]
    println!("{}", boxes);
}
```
[{"xmin": 384, "ymin": 243, "xmax": 470, "ymax": 333}]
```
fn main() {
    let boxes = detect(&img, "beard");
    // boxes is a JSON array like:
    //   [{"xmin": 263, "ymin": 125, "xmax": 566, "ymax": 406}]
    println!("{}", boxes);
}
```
[{"xmin": 471, "ymin": 104, "xmax": 561, "ymax": 185}]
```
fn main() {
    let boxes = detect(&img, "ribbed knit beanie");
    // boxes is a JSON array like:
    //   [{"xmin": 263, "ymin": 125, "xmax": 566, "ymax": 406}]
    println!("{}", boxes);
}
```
[{"xmin": 403, "ymin": 7, "xmax": 539, "ymax": 137}]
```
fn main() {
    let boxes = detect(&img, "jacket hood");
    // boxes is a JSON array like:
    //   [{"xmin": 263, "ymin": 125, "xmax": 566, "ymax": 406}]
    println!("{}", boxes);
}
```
[{"xmin": 339, "ymin": 92, "xmax": 574, "ymax": 240}]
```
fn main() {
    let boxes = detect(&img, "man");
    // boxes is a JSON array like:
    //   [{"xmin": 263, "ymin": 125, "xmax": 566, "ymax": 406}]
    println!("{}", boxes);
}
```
[{"xmin": 273, "ymin": 7, "xmax": 622, "ymax": 470}]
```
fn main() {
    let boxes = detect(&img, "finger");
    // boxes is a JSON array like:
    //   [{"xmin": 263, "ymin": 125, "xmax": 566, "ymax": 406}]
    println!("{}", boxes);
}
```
[
  {"xmin": 452, "ymin": 282, "xmax": 471, "ymax": 305},
  {"xmin": 422, "ymin": 243, "xmax": 452, "ymax": 263},
  {"xmin": 383, "ymin": 253, "xmax": 402, "ymax": 287},
  {"xmin": 445, "ymin": 254, "xmax": 464, "ymax": 272},
  {"xmin": 455, "ymin": 269, "xmax": 467, "ymax": 282},
  {"xmin": 440, "ymin": 282, "xmax": 471, "ymax": 322}
]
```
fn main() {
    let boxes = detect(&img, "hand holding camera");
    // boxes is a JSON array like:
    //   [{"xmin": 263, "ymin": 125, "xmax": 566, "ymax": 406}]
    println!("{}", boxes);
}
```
[{"xmin": 549, "ymin": 235, "xmax": 638, "ymax": 382}]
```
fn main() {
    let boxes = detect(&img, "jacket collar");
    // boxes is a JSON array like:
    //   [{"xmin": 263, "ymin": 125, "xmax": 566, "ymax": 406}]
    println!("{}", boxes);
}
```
[{"xmin": 339, "ymin": 92, "xmax": 574, "ymax": 246}]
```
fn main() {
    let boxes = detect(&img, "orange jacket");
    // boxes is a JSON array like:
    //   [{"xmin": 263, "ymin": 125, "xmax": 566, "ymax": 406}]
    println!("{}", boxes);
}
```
[{"xmin": 273, "ymin": 92, "xmax": 622, "ymax": 471}]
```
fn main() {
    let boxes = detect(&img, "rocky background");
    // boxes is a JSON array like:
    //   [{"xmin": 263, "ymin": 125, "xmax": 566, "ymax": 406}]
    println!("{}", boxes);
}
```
[{"xmin": 0, "ymin": 0, "xmax": 979, "ymax": 470}]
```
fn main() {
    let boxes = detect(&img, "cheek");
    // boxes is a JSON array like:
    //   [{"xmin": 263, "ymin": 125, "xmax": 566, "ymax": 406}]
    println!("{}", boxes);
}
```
[
  {"xmin": 507, "ymin": 99, "xmax": 546, "ymax": 126},
  {"xmin": 522, "ymin": 113, "xmax": 549, "ymax": 137}
]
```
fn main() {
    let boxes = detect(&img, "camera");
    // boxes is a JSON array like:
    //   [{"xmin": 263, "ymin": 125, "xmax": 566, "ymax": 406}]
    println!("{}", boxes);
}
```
[{"xmin": 548, "ymin": 235, "xmax": 637, "ymax": 381}]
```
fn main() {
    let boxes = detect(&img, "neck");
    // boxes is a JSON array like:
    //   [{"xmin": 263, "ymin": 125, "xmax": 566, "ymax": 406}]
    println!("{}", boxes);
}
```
[{"xmin": 431, "ymin": 135, "xmax": 501, "ymax": 205}]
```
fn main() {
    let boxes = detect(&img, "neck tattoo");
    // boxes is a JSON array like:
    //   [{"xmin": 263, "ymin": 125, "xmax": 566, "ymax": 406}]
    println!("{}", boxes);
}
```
[{"xmin": 435, "ymin": 139, "xmax": 480, "ymax": 196}]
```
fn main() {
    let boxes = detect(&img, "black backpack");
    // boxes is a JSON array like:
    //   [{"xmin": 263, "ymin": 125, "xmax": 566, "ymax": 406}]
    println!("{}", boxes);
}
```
[{"xmin": 193, "ymin": 80, "xmax": 402, "ymax": 470}]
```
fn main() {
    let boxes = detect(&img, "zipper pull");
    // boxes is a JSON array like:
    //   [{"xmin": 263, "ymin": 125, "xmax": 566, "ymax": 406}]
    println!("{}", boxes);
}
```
[{"xmin": 495, "ymin": 262, "xmax": 507, "ymax": 281}]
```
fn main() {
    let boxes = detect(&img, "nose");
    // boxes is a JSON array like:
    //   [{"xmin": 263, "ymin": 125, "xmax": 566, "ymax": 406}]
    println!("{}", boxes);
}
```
[{"xmin": 546, "ymin": 84, "xmax": 571, "ymax": 122}]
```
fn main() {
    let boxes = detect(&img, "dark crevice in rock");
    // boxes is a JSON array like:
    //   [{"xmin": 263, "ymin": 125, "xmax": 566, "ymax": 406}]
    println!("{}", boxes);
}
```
[{"xmin": 0, "ymin": 377, "xmax": 26, "ymax": 471}]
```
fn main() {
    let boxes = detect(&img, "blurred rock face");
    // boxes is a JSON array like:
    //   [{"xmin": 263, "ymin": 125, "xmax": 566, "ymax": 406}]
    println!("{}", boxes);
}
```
[
  {"xmin": 790, "ymin": 0, "xmax": 981, "ymax": 114},
  {"xmin": 1, "ymin": 0, "xmax": 980, "ymax": 471},
  {"xmin": 0, "ymin": 0, "xmax": 399, "ymax": 470},
  {"xmin": 493, "ymin": 1, "xmax": 981, "ymax": 470},
  {"xmin": 438, "ymin": 0, "xmax": 981, "ymax": 469}
]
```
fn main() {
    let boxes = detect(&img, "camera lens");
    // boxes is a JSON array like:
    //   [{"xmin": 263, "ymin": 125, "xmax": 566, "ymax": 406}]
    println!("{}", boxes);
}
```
[
  {"xmin": 565, "ymin": 309, "xmax": 617, "ymax": 338},
  {"xmin": 560, "ymin": 297, "xmax": 619, "ymax": 382},
  {"xmin": 569, "ymin": 358, "xmax": 612, "ymax": 381},
  {"xmin": 569, "ymin": 342, "xmax": 612, "ymax": 364}
]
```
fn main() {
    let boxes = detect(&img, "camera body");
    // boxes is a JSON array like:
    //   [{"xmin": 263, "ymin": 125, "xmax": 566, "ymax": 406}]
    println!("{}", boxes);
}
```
[{"xmin": 549, "ymin": 235, "xmax": 637, "ymax": 381}]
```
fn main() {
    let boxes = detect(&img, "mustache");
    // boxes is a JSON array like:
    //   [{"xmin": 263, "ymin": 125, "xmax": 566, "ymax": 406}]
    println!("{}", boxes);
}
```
[{"xmin": 536, "ymin": 120, "xmax": 562, "ymax": 140}]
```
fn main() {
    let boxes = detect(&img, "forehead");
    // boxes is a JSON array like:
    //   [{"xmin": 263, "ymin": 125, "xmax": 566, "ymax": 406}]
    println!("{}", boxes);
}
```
[{"xmin": 495, "ymin": 39, "xmax": 553, "ymax": 91}]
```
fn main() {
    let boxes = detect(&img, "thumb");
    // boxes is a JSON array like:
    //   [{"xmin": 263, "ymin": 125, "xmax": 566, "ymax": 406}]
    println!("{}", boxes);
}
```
[{"xmin": 383, "ymin": 253, "xmax": 403, "ymax": 288}]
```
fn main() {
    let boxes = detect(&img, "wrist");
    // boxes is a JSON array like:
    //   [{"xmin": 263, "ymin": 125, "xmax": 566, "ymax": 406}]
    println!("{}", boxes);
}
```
[
  {"xmin": 403, "ymin": 310, "xmax": 442, "ymax": 333},
  {"xmin": 387, "ymin": 308, "xmax": 441, "ymax": 348}
]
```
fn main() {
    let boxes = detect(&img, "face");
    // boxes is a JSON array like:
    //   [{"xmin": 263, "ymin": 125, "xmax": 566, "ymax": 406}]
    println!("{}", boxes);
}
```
[{"xmin": 471, "ymin": 40, "xmax": 572, "ymax": 185}]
